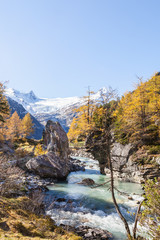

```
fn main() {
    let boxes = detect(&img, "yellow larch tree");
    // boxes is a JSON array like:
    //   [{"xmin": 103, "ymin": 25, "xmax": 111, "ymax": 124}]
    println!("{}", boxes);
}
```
[
  {"xmin": 7, "ymin": 111, "xmax": 22, "ymax": 140},
  {"xmin": 114, "ymin": 73, "xmax": 160, "ymax": 145},
  {"xmin": 21, "ymin": 113, "xmax": 34, "ymax": 138},
  {"xmin": 68, "ymin": 104, "xmax": 96, "ymax": 142}
]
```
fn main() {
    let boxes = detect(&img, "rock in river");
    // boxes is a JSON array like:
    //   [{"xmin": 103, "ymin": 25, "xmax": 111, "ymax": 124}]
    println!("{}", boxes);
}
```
[
  {"xmin": 78, "ymin": 178, "xmax": 95, "ymax": 186},
  {"xmin": 26, "ymin": 121, "xmax": 70, "ymax": 179}
]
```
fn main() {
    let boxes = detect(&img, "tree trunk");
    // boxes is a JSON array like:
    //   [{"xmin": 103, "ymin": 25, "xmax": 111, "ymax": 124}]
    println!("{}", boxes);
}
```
[
  {"xmin": 133, "ymin": 200, "xmax": 144, "ymax": 239},
  {"xmin": 108, "ymin": 148, "xmax": 132, "ymax": 238}
]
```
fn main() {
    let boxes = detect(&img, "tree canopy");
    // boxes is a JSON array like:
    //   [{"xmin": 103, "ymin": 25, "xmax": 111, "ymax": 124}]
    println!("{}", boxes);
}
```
[
  {"xmin": 114, "ymin": 73, "xmax": 160, "ymax": 145},
  {"xmin": 0, "ymin": 83, "xmax": 10, "ymax": 122}
]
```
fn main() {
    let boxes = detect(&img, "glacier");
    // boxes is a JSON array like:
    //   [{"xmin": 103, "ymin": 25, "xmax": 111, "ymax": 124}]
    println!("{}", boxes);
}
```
[{"xmin": 5, "ymin": 87, "xmax": 108, "ymax": 132}]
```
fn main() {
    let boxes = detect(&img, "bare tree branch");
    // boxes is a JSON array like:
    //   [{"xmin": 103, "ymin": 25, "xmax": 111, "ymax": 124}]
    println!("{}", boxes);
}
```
[
  {"xmin": 91, "ymin": 180, "xmax": 111, "ymax": 189},
  {"xmin": 133, "ymin": 200, "xmax": 144, "ymax": 239}
]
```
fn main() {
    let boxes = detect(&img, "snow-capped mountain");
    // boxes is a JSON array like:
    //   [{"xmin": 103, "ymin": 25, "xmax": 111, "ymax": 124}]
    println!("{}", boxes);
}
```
[
  {"xmin": 5, "ymin": 87, "xmax": 108, "ymax": 132},
  {"xmin": 7, "ymin": 97, "xmax": 44, "ymax": 139},
  {"xmin": 5, "ymin": 88, "xmax": 40, "ymax": 114},
  {"xmin": 5, "ymin": 88, "xmax": 84, "ymax": 114}
]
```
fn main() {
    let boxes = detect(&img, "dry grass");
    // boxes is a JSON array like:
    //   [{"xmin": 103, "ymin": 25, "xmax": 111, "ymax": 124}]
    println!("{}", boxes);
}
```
[
  {"xmin": 0, "ymin": 196, "xmax": 82, "ymax": 240},
  {"xmin": 0, "ymin": 144, "xmax": 82, "ymax": 239},
  {"xmin": 0, "ymin": 154, "xmax": 26, "ymax": 197}
]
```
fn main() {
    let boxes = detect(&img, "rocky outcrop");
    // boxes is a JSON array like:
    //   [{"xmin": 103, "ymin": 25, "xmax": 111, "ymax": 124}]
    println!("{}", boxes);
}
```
[
  {"xmin": 69, "ymin": 161, "xmax": 85, "ymax": 172},
  {"xmin": 26, "ymin": 121, "xmax": 70, "ymax": 179},
  {"xmin": 60, "ymin": 225, "xmax": 113, "ymax": 240},
  {"xmin": 85, "ymin": 135, "xmax": 160, "ymax": 183},
  {"xmin": 85, "ymin": 131, "xmax": 109, "ymax": 174},
  {"xmin": 111, "ymin": 142, "xmax": 135, "ymax": 171},
  {"xmin": 156, "ymin": 156, "xmax": 160, "ymax": 165},
  {"xmin": 43, "ymin": 120, "xmax": 70, "ymax": 159},
  {"xmin": 70, "ymin": 148, "xmax": 94, "ymax": 159},
  {"xmin": 105, "ymin": 142, "xmax": 160, "ymax": 183}
]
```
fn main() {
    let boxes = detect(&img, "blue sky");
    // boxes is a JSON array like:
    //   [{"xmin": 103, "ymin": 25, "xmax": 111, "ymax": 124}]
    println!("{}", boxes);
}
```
[{"xmin": 0, "ymin": 0, "xmax": 160, "ymax": 98}]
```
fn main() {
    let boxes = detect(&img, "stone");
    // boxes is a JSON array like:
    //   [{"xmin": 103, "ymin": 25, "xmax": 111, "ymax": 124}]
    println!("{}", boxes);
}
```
[
  {"xmin": 69, "ymin": 162, "xmax": 85, "ymax": 172},
  {"xmin": 56, "ymin": 198, "xmax": 66, "ymax": 202},
  {"xmin": 128, "ymin": 196, "xmax": 133, "ymax": 200},
  {"xmin": 26, "ymin": 151, "xmax": 70, "ymax": 179},
  {"xmin": 156, "ymin": 157, "xmax": 160, "ymax": 165},
  {"xmin": 59, "ymin": 224, "xmax": 113, "ymax": 239},
  {"xmin": 43, "ymin": 120, "xmax": 69, "ymax": 159},
  {"xmin": 78, "ymin": 178, "xmax": 95, "ymax": 186},
  {"xmin": 17, "ymin": 156, "xmax": 32, "ymax": 171},
  {"xmin": 111, "ymin": 142, "xmax": 134, "ymax": 171},
  {"xmin": 26, "ymin": 121, "xmax": 70, "ymax": 179},
  {"xmin": 70, "ymin": 148, "xmax": 94, "ymax": 159}
]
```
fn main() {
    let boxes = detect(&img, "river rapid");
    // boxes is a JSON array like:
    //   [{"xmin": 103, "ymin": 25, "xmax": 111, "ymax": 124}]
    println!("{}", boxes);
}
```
[{"xmin": 46, "ymin": 157, "xmax": 147, "ymax": 240}]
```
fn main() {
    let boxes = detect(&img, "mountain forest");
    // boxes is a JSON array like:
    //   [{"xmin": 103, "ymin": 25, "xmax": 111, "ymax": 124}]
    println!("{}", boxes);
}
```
[{"xmin": 0, "ymin": 73, "xmax": 160, "ymax": 240}]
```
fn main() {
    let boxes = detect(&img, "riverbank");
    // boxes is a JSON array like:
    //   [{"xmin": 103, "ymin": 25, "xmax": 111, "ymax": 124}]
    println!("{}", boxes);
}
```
[
  {"xmin": 0, "ymin": 196, "xmax": 82, "ymax": 240},
  {"xmin": 70, "ymin": 144, "xmax": 160, "ymax": 184},
  {"xmin": 0, "ymin": 137, "xmax": 147, "ymax": 240}
]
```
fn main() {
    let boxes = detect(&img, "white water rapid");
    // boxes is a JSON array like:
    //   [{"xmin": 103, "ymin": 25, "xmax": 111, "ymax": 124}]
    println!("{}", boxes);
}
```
[{"xmin": 46, "ymin": 157, "xmax": 148, "ymax": 239}]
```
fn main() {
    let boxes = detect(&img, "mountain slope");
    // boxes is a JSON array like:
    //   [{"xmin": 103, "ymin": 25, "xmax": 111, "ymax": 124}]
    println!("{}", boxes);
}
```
[
  {"xmin": 5, "ymin": 88, "xmax": 108, "ymax": 132},
  {"xmin": 7, "ymin": 97, "xmax": 44, "ymax": 139}
]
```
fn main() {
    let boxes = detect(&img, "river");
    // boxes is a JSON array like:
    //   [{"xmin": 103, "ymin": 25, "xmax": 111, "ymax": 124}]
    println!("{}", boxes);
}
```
[{"xmin": 46, "ymin": 157, "xmax": 147, "ymax": 239}]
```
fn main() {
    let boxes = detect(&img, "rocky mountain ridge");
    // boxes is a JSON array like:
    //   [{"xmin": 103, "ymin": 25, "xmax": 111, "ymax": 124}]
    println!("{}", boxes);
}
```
[
  {"xmin": 7, "ymin": 97, "xmax": 44, "ymax": 139},
  {"xmin": 5, "ymin": 87, "xmax": 108, "ymax": 132}
]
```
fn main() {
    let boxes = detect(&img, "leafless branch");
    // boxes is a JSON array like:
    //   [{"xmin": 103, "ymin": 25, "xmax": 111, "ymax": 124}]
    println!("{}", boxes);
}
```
[
  {"xmin": 133, "ymin": 199, "xmax": 144, "ymax": 239},
  {"xmin": 114, "ymin": 187, "xmax": 130, "ymax": 197},
  {"xmin": 91, "ymin": 180, "xmax": 111, "ymax": 188}
]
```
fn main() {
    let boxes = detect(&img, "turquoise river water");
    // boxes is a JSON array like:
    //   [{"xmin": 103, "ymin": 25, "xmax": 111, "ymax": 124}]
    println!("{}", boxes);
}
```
[{"xmin": 46, "ymin": 157, "xmax": 148, "ymax": 240}]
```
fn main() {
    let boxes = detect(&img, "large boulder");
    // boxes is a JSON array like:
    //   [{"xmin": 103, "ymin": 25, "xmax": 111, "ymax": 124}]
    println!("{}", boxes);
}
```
[
  {"xmin": 43, "ymin": 120, "xmax": 69, "ymax": 159},
  {"xmin": 26, "ymin": 152, "xmax": 70, "ymax": 179},
  {"xmin": 26, "ymin": 121, "xmax": 70, "ymax": 179}
]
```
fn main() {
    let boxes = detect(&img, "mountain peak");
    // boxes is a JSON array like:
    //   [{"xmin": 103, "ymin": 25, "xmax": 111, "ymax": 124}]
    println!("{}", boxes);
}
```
[
  {"xmin": 5, "ymin": 88, "xmax": 38, "ymax": 102},
  {"xmin": 28, "ymin": 90, "xmax": 37, "ymax": 100}
]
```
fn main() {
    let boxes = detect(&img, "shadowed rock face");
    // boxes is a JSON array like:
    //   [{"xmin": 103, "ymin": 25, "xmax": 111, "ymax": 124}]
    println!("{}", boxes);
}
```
[
  {"xmin": 26, "ymin": 121, "xmax": 70, "ymax": 179},
  {"xmin": 111, "ymin": 142, "xmax": 134, "ymax": 171},
  {"xmin": 26, "ymin": 152, "xmax": 70, "ymax": 179}
]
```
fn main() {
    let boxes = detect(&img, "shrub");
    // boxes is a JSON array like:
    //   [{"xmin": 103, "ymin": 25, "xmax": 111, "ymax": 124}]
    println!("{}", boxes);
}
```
[
  {"xmin": 148, "ymin": 145, "xmax": 160, "ymax": 154},
  {"xmin": 141, "ymin": 179, "xmax": 160, "ymax": 239},
  {"xmin": 34, "ymin": 143, "xmax": 47, "ymax": 156}
]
